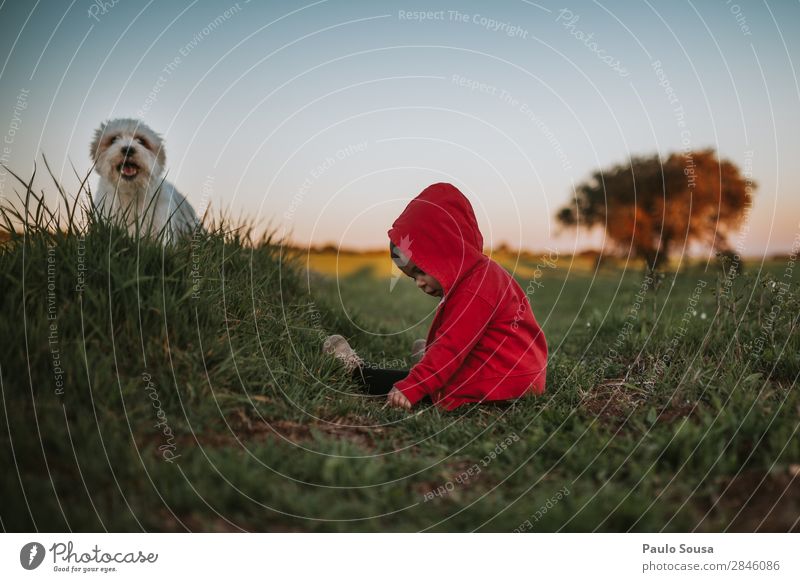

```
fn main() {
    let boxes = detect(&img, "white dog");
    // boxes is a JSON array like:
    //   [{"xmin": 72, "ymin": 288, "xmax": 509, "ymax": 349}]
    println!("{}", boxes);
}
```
[{"xmin": 90, "ymin": 118, "xmax": 201, "ymax": 241}]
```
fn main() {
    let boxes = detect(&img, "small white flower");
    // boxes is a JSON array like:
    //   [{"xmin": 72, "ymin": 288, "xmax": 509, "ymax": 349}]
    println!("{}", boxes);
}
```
[
  {"xmin": 586, "ymin": 321, "xmax": 591, "ymax": 327},
  {"xmin": 700, "ymin": 312, "xmax": 707, "ymax": 320}
]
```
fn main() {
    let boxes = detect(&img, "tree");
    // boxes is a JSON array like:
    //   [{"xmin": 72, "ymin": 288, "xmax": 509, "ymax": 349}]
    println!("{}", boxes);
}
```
[{"xmin": 556, "ymin": 149, "xmax": 754, "ymax": 269}]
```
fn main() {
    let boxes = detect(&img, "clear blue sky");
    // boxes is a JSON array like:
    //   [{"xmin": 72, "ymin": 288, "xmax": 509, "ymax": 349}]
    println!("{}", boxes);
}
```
[{"xmin": 1, "ymin": 0, "xmax": 798, "ymax": 255}]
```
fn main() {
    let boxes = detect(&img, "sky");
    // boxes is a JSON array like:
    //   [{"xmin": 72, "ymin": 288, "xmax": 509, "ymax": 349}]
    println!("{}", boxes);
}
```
[{"xmin": 0, "ymin": 0, "xmax": 798, "ymax": 255}]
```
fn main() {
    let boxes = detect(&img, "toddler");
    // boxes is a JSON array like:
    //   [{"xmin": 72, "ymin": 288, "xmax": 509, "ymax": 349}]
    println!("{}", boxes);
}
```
[{"xmin": 323, "ymin": 182, "xmax": 547, "ymax": 410}]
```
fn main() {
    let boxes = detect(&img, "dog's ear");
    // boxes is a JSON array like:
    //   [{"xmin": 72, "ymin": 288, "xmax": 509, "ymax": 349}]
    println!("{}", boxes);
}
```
[
  {"xmin": 155, "ymin": 141, "xmax": 166, "ymax": 169},
  {"xmin": 90, "ymin": 122, "xmax": 107, "ymax": 163}
]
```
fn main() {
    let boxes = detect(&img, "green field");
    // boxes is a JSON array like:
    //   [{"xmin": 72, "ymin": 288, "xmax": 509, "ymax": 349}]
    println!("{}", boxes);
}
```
[{"xmin": 1, "ymin": 191, "xmax": 799, "ymax": 532}]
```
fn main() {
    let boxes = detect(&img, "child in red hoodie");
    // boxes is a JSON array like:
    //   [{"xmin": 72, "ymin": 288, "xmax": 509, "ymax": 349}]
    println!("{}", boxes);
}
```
[{"xmin": 323, "ymin": 182, "xmax": 547, "ymax": 411}]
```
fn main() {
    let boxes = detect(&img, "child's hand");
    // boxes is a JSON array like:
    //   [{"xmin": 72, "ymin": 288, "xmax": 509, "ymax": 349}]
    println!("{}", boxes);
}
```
[{"xmin": 387, "ymin": 387, "xmax": 412, "ymax": 410}]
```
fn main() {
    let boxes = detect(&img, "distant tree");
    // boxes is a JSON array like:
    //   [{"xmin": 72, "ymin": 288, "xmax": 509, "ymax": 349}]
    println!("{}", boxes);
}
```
[{"xmin": 556, "ymin": 149, "xmax": 754, "ymax": 269}]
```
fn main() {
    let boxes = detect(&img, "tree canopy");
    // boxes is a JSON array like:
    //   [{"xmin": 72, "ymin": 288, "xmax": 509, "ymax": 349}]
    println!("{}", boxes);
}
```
[{"xmin": 556, "ymin": 149, "xmax": 754, "ymax": 269}]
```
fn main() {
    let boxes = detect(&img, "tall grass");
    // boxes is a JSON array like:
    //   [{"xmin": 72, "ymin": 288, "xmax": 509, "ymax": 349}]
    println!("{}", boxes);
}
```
[
  {"xmin": 1, "ymin": 163, "xmax": 798, "ymax": 532},
  {"xmin": 0, "ymin": 164, "xmax": 371, "ymax": 530}
]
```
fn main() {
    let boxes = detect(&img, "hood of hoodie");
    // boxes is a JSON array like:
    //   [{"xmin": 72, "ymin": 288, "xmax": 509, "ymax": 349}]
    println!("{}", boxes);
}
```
[{"xmin": 388, "ymin": 183, "xmax": 485, "ymax": 296}]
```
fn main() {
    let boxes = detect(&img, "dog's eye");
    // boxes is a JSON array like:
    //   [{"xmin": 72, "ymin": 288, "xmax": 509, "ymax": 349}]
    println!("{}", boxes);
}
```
[{"xmin": 135, "ymin": 137, "xmax": 146, "ymax": 146}]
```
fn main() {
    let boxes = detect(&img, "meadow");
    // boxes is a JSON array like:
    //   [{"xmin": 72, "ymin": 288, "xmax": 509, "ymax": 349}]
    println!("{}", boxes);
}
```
[{"xmin": 1, "ymin": 182, "xmax": 798, "ymax": 532}]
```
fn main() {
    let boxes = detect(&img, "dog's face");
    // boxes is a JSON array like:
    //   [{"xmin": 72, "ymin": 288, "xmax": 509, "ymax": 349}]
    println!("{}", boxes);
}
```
[{"xmin": 90, "ymin": 119, "xmax": 166, "ymax": 188}]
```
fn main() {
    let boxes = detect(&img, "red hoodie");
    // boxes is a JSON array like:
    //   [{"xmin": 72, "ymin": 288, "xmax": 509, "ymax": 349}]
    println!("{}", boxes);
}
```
[{"xmin": 388, "ymin": 183, "xmax": 548, "ymax": 410}]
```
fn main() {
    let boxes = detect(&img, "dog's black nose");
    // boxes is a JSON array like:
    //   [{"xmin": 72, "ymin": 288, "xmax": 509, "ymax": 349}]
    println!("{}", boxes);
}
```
[{"xmin": 121, "ymin": 145, "xmax": 136, "ymax": 156}]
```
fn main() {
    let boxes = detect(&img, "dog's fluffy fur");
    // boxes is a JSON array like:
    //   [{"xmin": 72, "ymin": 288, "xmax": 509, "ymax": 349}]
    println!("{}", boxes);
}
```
[{"xmin": 90, "ymin": 118, "xmax": 200, "ymax": 240}]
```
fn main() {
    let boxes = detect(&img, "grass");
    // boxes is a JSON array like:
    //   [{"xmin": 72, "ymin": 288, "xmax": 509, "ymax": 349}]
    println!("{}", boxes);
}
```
[{"xmin": 1, "ymin": 169, "xmax": 799, "ymax": 532}]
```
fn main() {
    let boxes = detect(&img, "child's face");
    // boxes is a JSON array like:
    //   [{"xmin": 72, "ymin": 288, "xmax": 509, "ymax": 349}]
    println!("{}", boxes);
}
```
[{"xmin": 392, "ymin": 249, "xmax": 443, "ymax": 297}]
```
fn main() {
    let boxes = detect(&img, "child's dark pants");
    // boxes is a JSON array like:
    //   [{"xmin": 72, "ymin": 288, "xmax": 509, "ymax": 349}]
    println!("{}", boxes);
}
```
[{"xmin": 351, "ymin": 366, "xmax": 410, "ymax": 396}]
